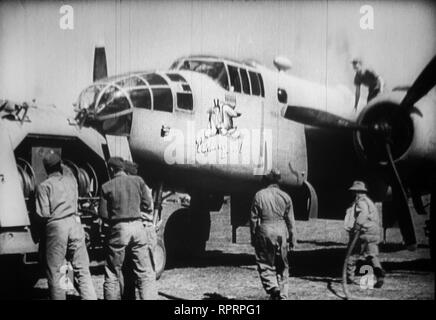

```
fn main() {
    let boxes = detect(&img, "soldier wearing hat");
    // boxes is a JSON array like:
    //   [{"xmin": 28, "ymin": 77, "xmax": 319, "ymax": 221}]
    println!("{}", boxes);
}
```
[
  {"xmin": 250, "ymin": 169, "xmax": 297, "ymax": 300},
  {"xmin": 99, "ymin": 157, "xmax": 155, "ymax": 299},
  {"xmin": 351, "ymin": 58, "xmax": 384, "ymax": 110},
  {"xmin": 35, "ymin": 150, "xmax": 96, "ymax": 300},
  {"xmin": 122, "ymin": 159, "xmax": 154, "ymax": 300},
  {"xmin": 344, "ymin": 180, "xmax": 385, "ymax": 288}
]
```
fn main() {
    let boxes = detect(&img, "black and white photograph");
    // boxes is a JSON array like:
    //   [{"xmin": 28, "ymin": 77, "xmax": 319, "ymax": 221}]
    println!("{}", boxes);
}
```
[{"xmin": 0, "ymin": 0, "xmax": 434, "ymax": 305}]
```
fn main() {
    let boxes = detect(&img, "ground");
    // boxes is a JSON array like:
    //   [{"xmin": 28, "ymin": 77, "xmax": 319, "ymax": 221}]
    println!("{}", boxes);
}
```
[{"xmin": 28, "ymin": 199, "xmax": 434, "ymax": 300}]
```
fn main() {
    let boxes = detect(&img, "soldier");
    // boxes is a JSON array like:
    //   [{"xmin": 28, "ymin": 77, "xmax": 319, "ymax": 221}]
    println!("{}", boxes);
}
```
[
  {"xmin": 250, "ymin": 169, "xmax": 297, "ymax": 300},
  {"xmin": 351, "ymin": 58, "xmax": 385, "ymax": 110},
  {"xmin": 122, "ymin": 159, "xmax": 154, "ymax": 300},
  {"xmin": 35, "ymin": 151, "xmax": 96, "ymax": 300},
  {"xmin": 99, "ymin": 157, "xmax": 156, "ymax": 300},
  {"xmin": 344, "ymin": 180, "xmax": 385, "ymax": 288}
]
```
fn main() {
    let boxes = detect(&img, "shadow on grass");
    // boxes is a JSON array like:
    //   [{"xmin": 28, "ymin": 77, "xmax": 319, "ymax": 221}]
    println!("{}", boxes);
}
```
[{"xmin": 166, "ymin": 246, "xmax": 433, "ymax": 279}]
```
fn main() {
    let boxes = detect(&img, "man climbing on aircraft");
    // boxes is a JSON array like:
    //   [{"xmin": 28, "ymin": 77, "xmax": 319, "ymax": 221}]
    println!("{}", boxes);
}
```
[
  {"xmin": 250, "ymin": 169, "xmax": 297, "ymax": 300},
  {"xmin": 344, "ymin": 180, "xmax": 385, "ymax": 288},
  {"xmin": 352, "ymin": 58, "xmax": 384, "ymax": 110}
]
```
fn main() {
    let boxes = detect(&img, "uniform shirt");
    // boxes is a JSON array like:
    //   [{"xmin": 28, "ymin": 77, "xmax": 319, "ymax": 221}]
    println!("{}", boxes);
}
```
[
  {"xmin": 98, "ymin": 171, "xmax": 153, "ymax": 222},
  {"xmin": 354, "ymin": 68, "xmax": 382, "ymax": 91},
  {"xmin": 35, "ymin": 171, "xmax": 78, "ymax": 222},
  {"xmin": 346, "ymin": 194, "xmax": 381, "ymax": 243},
  {"xmin": 250, "ymin": 184, "xmax": 296, "ymax": 245}
]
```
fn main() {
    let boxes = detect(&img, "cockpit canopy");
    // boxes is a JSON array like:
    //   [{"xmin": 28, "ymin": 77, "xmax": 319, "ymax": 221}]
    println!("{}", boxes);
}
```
[
  {"xmin": 77, "ymin": 71, "xmax": 193, "ymax": 135},
  {"xmin": 77, "ymin": 73, "xmax": 176, "ymax": 119},
  {"xmin": 170, "ymin": 56, "xmax": 265, "ymax": 97}
]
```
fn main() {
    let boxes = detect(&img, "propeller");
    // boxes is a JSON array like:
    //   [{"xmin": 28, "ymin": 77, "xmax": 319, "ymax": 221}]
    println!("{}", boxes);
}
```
[
  {"xmin": 93, "ymin": 46, "xmax": 108, "ymax": 82},
  {"xmin": 281, "ymin": 55, "xmax": 436, "ymax": 249},
  {"xmin": 401, "ymin": 55, "xmax": 436, "ymax": 109}
]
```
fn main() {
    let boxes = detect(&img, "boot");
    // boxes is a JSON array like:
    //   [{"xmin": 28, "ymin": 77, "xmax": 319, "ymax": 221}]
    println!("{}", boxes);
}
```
[
  {"xmin": 269, "ymin": 287, "xmax": 281, "ymax": 300},
  {"xmin": 374, "ymin": 267, "xmax": 385, "ymax": 288}
]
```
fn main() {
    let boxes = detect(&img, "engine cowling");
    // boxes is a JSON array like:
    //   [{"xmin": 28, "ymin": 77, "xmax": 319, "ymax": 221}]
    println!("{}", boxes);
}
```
[{"xmin": 354, "ymin": 93, "xmax": 414, "ymax": 166}]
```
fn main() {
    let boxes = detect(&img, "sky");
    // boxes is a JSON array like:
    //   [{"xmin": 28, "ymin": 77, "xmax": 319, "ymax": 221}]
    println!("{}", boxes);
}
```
[{"xmin": 0, "ymin": 0, "xmax": 435, "ymax": 112}]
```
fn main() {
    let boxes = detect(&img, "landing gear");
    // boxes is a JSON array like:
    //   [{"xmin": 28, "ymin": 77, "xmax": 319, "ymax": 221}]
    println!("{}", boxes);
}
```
[
  {"xmin": 152, "ymin": 182, "xmax": 166, "ymax": 280},
  {"xmin": 0, "ymin": 254, "xmax": 41, "ymax": 299},
  {"xmin": 430, "ymin": 190, "xmax": 435, "ymax": 267},
  {"xmin": 163, "ymin": 194, "xmax": 211, "ymax": 264}
]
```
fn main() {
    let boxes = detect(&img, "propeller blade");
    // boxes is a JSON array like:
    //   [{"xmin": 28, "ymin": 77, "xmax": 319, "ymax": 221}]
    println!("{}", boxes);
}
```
[
  {"xmin": 281, "ymin": 105, "xmax": 370, "ymax": 131},
  {"xmin": 401, "ymin": 55, "xmax": 436, "ymax": 108},
  {"xmin": 385, "ymin": 143, "xmax": 417, "ymax": 249},
  {"xmin": 93, "ymin": 46, "xmax": 108, "ymax": 82}
]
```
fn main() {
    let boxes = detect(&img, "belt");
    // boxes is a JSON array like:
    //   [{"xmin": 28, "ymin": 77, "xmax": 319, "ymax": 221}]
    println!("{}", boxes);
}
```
[
  {"xmin": 109, "ymin": 217, "xmax": 142, "ymax": 225},
  {"xmin": 46, "ymin": 213, "xmax": 77, "ymax": 224}
]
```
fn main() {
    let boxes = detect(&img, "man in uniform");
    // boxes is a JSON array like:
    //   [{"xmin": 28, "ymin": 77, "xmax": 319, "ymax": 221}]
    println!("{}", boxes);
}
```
[
  {"xmin": 250, "ymin": 169, "xmax": 297, "ymax": 300},
  {"xmin": 99, "ymin": 157, "xmax": 156, "ymax": 300},
  {"xmin": 344, "ymin": 180, "xmax": 385, "ymax": 288},
  {"xmin": 35, "ymin": 151, "xmax": 96, "ymax": 300},
  {"xmin": 352, "ymin": 58, "xmax": 385, "ymax": 110},
  {"xmin": 122, "ymin": 159, "xmax": 154, "ymax": 300}
]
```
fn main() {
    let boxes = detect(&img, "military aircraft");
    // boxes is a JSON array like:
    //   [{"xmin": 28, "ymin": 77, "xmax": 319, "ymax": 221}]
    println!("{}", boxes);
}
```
[
  {"xmin": 75, "ymin": 49, "xmax": 360, "ymax": 263},
  {"xmin": 77, "ymin": 47, "xmax": 434, "ymax": 265},
  {"xmin": 1, "ymin": 44, "xmax": 433, "ymax": 288}
]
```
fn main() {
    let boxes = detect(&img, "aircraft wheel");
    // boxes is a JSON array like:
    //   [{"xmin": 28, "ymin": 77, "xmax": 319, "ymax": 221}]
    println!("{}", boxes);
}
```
[
  {"xmin": 163, "ymin": 208, "xmax": 209, "ymax": 264},
  {"xmin": 164, "ymin": 208, "xmax": 191, "ymax": 263},
  {"xmin": 0, "ymin": 254, "xmax": 41, "ymax": 299}
]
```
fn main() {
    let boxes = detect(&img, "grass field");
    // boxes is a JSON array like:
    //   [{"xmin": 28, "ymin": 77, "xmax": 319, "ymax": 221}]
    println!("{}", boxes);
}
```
[{"xmin": 30, "ymin": 199, "xmax": 434, "ymax": 300}]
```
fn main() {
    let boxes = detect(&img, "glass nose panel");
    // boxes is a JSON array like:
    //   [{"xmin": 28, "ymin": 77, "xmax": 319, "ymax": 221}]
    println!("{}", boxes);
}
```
[
  {"xmin": 96, "ymin": 85, "xmax": 131, "ymax": 118},
  {"xmin": 77, "ymin": 85, "xmax": 103, "ymax": 113}
]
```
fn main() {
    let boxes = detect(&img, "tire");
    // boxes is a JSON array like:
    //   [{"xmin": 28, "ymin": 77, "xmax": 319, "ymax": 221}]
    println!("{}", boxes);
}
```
[
  {"xmin": 163, "ymin": 208, "xmax": 209, "ymax": 263},
  {"xmin": 0, "ymin": 254, "xmax": 41, "ymax": 299},
  {"xmin": 164, "ymin": 209, "xmax": 191, "ymax": 262}
]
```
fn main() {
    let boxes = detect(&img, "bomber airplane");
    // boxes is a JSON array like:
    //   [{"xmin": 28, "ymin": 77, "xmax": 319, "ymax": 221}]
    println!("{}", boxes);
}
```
[
  {"xmin": 1, "ymin": 46, "xmax": 434, "ymax": 286},
  {"xmin": 76, "ymin": 48, "xmax": 435, "ymax": 269}
]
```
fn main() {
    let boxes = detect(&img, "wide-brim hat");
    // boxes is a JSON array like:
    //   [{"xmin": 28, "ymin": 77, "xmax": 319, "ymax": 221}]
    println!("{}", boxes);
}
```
[{"xmin": 349, "ymin": 180, "xmax": 367, "ymax": 192}]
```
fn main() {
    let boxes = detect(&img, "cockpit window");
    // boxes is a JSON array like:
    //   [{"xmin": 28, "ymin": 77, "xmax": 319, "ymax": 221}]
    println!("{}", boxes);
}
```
[
  {"xmin": 228, "ymin": 65, "xmax": 241, "ymax": 93},
  {"xmin": 179, "ymin": 60, "xmax": 229, "ymax": 90},
  {"xmin": 167, "ymin": 73, "xmax": 187, "ymax": 82},
  {"xmin": 129, "ymin": 89, "xmax": 151, "ymax": 109},
  {"xmin": 97, "ymin": 86, "xmax": 131, "ymax": 117},
  {"xmin": 239, "ymin": 68, "xmax": 251, "ymax": 94},
  {"xmin": 142, "ymin": 73, "xmax": 168, "ymax": 85},
  {"xmin": 152, "ymin": 88, "xmax": 173, "ymax": 113},
  {"xmin": 117, "ymin": 76, "xmax": 145, "ymax": 88},
  {"xmin": 249, "ymin": 71, "xmax": 261, "ymax": 96}
]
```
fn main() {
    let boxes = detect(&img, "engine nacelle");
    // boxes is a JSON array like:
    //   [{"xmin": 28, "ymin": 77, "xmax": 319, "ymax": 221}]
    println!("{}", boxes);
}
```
[{"xmin": 354, "ymin": 93, "xmax": 414, "ymax": 166}]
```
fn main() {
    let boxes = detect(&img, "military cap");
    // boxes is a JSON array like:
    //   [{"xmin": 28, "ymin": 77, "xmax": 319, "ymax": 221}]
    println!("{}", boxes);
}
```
[
  {"xmin": 107, "ymin": 157, "xmax": 125, "ymax": 170},
  {"xmin": 124, "ymin": 160, "xmax": 138, "ymax": 175},
  {"xmin": 349, "ymin": 180, "xmax": 368, "ymax": 192},
  {"xmin": 265, "ymin": 168, "xmax": 281, "ymax": 183},
  {"xmin": 42, "ymin": 151, "xmax": 61, "ymax": 170}
]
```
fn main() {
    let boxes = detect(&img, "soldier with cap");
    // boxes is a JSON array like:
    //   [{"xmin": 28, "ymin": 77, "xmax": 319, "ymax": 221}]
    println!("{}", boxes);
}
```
[
  {"xmin": 250, "ymin": 168, "xmax": 296, "ymax": 300},
  {"xmin": 351, "ymin": 58, "xmax": 385, "ymax": 110},
  {"xmin": 344, "ymin": 180, "xmax": 385, "ymax": 288},
  {"xmin": 35, "ymin": 150, "xmax": 96, "ymax": 300},
  {"xmin": 122, "ymin": 159, "xmax": 154, "ymax": 300},
  {"xmin": 99, "ymin": 157, "xmax": 156, "ymax": 300}
]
